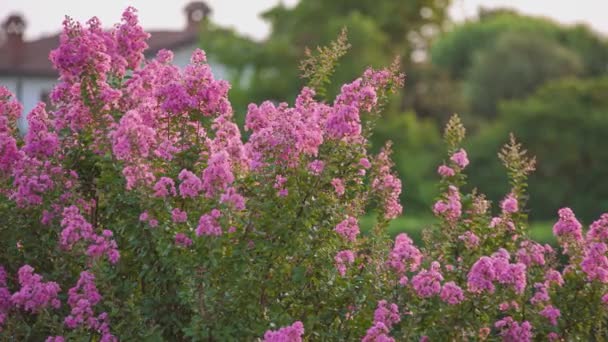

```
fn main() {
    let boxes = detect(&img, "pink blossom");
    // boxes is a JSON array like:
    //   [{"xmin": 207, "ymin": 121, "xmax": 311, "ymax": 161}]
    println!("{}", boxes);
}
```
[
  {"xmin": 587, "ymin": 213, "xmax": 608, "ymax": 242},
  {"xmin": 110, "ymin": 109, "xmax": 155, "ymax": 163},
  {"xmin": 201, "ymin": 151, "xmax": 234, "ymax": 197},
  {"xmin": 373, "ymin": 300, "xmax": 400, "ymax": 328},
  {"xmin": 581, "ymin": 242, "xmax": 608, "ymax": 282},
  {"xmin": 362, "ymin": 299, "xmax": 401, "ymax": 342},
  {"xmin": 458, "ymin": 231, "xmax": 480, "ymax": 249},
  {"xmin": 501, "ymin": 194, "xmax": 518, "ymax": 214},
  {"xmin": 65, "ymin": 271, "xmax": 115, "ymax": 340},
  {"xmin": 388, "ymin": 233, "xmax": 422, "ymax": 274},
  {"xmin": 359, "ymin": 158, "xmax": 371, "ymax": 169},
  {"xmin": 335, "ymin": 250, "xmax": 355, "ymax": 276},
  {"xmin": 491, "ymin": 251, "xmax": 527, "ymax": 294},
  {"xmin": 553, "ymin": 207, "xmax": 583, "ymax": 242},
  {"xmin": 174, "ymin": 233, "xmax": 193, "ymax": 247},
  {"xmin": 308, "ymin": 160, "xmax": 325, "ymax": 175},
  {"xmin": 539, "ymin": 305, "xmax": 560, "ymax": 326},
  {"xmin": 437, "ymin": 164, "xmax": 455, "ymax": 177},
  {"xmin": 516, "ymin": 240, "xmax": 547, "ymax": 267},
  {"xmin": 331, "ymin": 178, "xmax": 345, "ymax": 196},
  {"xmin": 153, "ymin": 177, "xmax": 176, "ymax": 198},
  {"xmin": 433, "ymin": 186, "xmax": 461, "ymax": 221},
  {"xmin": 544, "ymin": 269, "xmax": 564, "ymax": 287},
  {"xmin": 530, "ymin": 283, "xmax": 549, "ymax": 304},
  {"xmin": 23, "ymin": 103, "xmax": 59, "ymax": 158},
  {"xmin": 171, "ymin": 208, "xmax": 188, "ymax": 223},
  {"xmin": 440, "ymin": 281, "xmax": 465, "ymax": 305},
  {"xmin": 11, "ymin": 265, "xmax": 61, "ymax": 313},
  {"xmin": 60, "ymin": 206, "xmax": 119, "ymax": 264},
  {"xmin": 494, "ymin": 317, "xmax": 532, "ymax": 342},
  {"xmin": 178, "ymin": 169, "xmax": 203, "ymax": 198},
  {"xmin": 362, "ymin": 322, "xmax": 394, "ymax": 342},
  {"xmin": 450, "ymin": 149, "xmax": 469, "ymax": 169},
  {"xmin": 478, "ymin": 327, "xmax": 490, "ymax": 339},
  {"xmin": 372, "ymin": 145, "xmax": 402, "ymax": 219},
  {"xmin": 411, "ymin": 262, "xmax": 443, "ymax": 298},
  {"xmin": 334, "ymin": 217, "xmax": 360, "ymax": 242},
  {"xmin": 196, "ymin": 209, "xmax": 222, "ymax": 236},
  {"xmin": 220, "ymin": 187, "xmax": 246, "ymax": 210},
  {"xmin": 263, "ymin": 321, "xmax": 304, "ymax": 342}
]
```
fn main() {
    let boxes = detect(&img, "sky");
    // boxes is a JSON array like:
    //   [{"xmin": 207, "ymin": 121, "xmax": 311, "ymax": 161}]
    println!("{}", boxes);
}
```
[{"xmin": 1, "ymin": 0, "xmax": 607, "ymax": 41}]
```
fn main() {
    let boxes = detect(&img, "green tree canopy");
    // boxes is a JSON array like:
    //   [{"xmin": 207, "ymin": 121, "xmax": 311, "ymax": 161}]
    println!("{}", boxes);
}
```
[
  {"xmin": 431, "ymin": 9, "xmax": 608, "ymax": 79},
  {"xmin": 467, "ymin": 77, "xmax": 608, "ymax": 222},
  {"xmin": 249, "ymin": 0, "xmax": 452, "ymax": 104},
  {"xmin": 464, "ymin": 31, "xmax": 583, "ymax": 116}
]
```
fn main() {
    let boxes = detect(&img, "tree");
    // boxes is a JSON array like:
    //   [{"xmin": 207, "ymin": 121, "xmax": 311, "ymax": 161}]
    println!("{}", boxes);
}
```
[
  {"xmin": 467, "ymin": 77, "xmax": 608, "ymax": 221},
  {"xmin": 431, "ymin": 9, "xmax": 608, "ymax": 79},
  {"xmin": 248, "ymin": 0, "xmax": 452, "ymax": 104},
  {"xmin": 464, "ymin": 31, "xmax": 583, "ymax": 117}
]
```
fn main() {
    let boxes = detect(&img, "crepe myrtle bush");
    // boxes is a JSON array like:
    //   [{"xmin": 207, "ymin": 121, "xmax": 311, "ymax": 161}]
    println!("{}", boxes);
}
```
[{"xmin": 0, "ymin": 7, "xmax": 607, "ymax": 341}]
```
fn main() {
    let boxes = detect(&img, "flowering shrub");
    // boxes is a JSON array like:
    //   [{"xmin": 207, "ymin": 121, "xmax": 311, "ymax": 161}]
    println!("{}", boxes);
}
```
[{"xmin": 0, "ymin": 7, "xmax": 607, "ymax": 341}]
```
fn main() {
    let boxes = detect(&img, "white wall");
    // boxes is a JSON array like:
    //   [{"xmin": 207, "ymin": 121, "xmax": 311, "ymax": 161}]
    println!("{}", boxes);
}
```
[{"xmin": 0, "ymin": 76, "xmax": 56, "ymax": 133}]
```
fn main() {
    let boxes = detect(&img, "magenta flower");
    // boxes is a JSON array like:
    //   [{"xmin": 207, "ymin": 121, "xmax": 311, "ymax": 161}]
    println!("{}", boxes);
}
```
[
  {"xmin": 263, "ymin": 321, "xmax": 304, "ymax": 342},
  {"xmin": 331, "ymin": 178, "xmax": 345, "ymax": 196},
  {"xmin": 437, "ymin": 164, "xmax": 455, "ymax": 177},
  {"xmin": 334, "ymin": 217, "xmax": 360, "ymax": 242},
  {"xmin": 450, "ymin": 149, "xmax": 469, "ymax": 169}
]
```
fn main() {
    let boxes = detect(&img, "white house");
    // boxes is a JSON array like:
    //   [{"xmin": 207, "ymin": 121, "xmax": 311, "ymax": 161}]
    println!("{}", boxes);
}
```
[{"xmin": 0, "ymin": 2, "xmax": 228, "ymax": 133}]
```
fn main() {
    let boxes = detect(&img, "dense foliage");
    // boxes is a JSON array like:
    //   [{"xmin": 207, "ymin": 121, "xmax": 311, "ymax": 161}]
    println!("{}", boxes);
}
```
[
  {"xmin": 468, "ymin": 77, "xmax": 608, "ymax": 222},
  {"xmin": 1, "ymin": 8, "xmax": 608, "ymax": 341}
]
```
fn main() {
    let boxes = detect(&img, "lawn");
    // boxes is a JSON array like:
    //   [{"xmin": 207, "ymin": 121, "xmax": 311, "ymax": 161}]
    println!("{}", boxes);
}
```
[{"xmin": 360, "ymin": 215, "xmax": 556, "ymax": 245}]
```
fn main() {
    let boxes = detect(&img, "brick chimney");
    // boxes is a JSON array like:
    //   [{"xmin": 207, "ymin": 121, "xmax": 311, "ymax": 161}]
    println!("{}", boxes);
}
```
[
  {"xmin": 184, "ymin": 2, "xmax": 211, "ymax": 32},
  {"xmin": 2, "ymin": 14, "xmax": 26, "ymax": 66}
]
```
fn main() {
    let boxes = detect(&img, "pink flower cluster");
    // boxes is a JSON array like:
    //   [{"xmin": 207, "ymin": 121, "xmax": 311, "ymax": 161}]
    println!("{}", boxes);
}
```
[
  {"xmin": 201, "ymin": 151, "xmax": 234, "ymax": 197},
  {"xmin": 334, "ymin": 216, "xmax": 360, "ymax": 242},
  {"xmin": 539, "ymin": 305, "xmax": 561, "ymax": 326},
  {"xmin": 440, "ymin": 281, "xmax": 465, "ymax": 305},
  {"xmin": 178, "ymin": 170, "xmax": 203, "ymax": 198},
  {"xmin": 467, "ymin": 249, "xmax": 527, "ymax": 294},
  {"xmin": 553, "ymin": 207, "xmax": 583, "ymax": 244},
  {"xmin": 500, "ymin": 193, "xmax": 519, "ymax": 214},
  {"xmin": 334, "ymin": 250, "xmax": 356, "ymax": 276},
  {"xmin": 437, "ymin": 164, "xmax": 455, "ymax": 177},
  {"xmin": 458, "ymin": 231, "xmax": 480, "ymax": 249},
  {"xmin": 0, "ymin": 267, "xmax": 9, "ymax": 329},
  {"xmin": 65, "ymin": 271, "xmax": 115, "ymax": 341},
  {"xmin": 60, "ymin": 206, "xmax": 120, "ymax": 264},
  {"xmin": 372, "ymin": 145, "xmax": 402, "ymax": 219},
  {"xmin": 516, "ymin": 240, "xmax": 551, "ymax": 267},
  {"xmin": 196, "ymin": 209, "xmax": 222, "ymax": 236},
  {"xmin": 362, "ymin": 300, "xmax": 400, "ymax": 342},
  {"xmin": 387, "ymin": 233, "xmax": 422, "ymax": 276},
  {"xmin": 10, "ymin": 265, "xmax": 61, "ymax": 313},
  {"xmin": 174, "ymin": 233, "xmax": 193, "ymax": 248},
  {"xmin": 331, "ymin": 178, "xmax": 345, "ymax": 196},
  {"xmin": 495, "ymin": 316, "xmax": 533, "ymax": 342},
  {"xmin": 450, "ymin": 149, "xmax": 469, "ymax": 169},
  {"xmin": 433, "ymin": 185, "xmax": 462, "ymax": 222},
  {"xmin": 263, "ymin": 321, "xmax": 305, "ymax": 342},
  {"xmin": 411, "ymin": 261, "xmax": 444, "ymax": 298}
]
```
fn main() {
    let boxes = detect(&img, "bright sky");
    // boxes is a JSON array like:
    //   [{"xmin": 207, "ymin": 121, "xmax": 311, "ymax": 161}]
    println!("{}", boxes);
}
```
[{"xmin": 1, "ymin": 0, "xmax": 607, "ymax": 41}]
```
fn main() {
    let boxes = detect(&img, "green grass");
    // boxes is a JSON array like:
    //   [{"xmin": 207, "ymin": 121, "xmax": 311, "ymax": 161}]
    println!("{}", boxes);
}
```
[{"xmin": 360, "ymin": 215, "xmax": 556, "ymax": 245}]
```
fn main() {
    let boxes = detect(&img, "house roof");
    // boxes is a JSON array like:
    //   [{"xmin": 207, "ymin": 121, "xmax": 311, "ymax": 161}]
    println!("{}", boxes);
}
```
[{"xmin": 0, "ymin": 2, "xmax": 207, "ymax": 78}]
